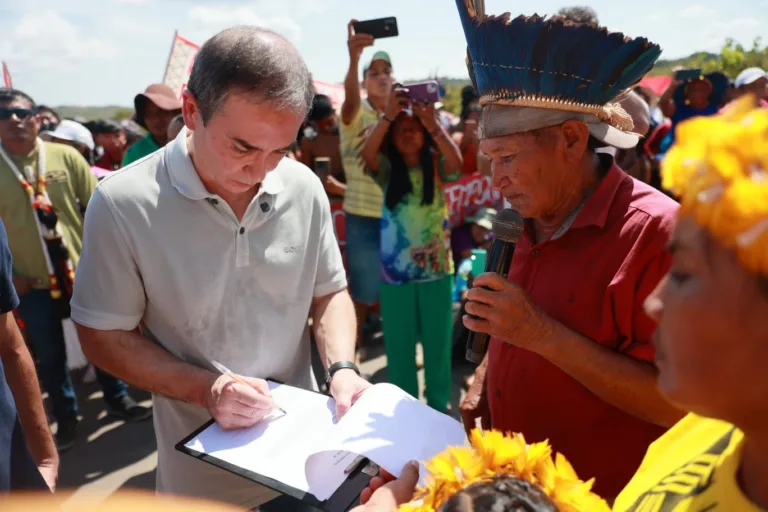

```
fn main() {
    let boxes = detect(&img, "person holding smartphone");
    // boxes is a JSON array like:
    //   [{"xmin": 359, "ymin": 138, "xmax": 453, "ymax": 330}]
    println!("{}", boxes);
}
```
[
  {"xmin": 299, "ymin": 94, "xmax": 345, "ymax": 200},
  {"xmin": 359, "ymin": 86, "xmax": 463, "ymax": 413},
  {"xmin": 341, "ymin": 19, "xmax": 396, "ymax": 347},
  {"xmin": 657, "ymin": 71, "xmax": 719, "ymax": 154}
]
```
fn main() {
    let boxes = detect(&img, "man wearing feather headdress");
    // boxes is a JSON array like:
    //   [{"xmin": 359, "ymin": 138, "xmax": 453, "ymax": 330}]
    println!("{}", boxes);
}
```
[{"xmin": 451, "ymin": 0, "xmax": 684, "ymax": 498}]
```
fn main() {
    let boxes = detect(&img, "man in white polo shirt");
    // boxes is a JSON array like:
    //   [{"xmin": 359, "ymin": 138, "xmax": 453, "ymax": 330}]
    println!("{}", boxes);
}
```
[{"xmin": 71, "ymin": 26, "xmax": 370, "ymax": 509}]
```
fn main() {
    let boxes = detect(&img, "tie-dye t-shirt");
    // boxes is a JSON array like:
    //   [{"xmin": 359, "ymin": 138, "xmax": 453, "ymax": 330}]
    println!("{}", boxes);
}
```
[{"xmin": 374, "ymin": 155, "xmax": 460, "ymax": 284}]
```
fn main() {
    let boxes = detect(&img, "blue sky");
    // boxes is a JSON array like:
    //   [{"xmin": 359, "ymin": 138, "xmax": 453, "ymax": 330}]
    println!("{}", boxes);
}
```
[{"xmin": 0, "ymin": 0, "xmax": 765, "ymax": 106}]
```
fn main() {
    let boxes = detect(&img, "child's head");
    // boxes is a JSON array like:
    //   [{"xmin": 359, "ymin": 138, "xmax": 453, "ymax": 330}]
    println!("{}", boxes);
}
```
[
  {"xmin": 399, "ymin": 430, "xmax": 609, "ymax": 512},
  {"xmin": 440, "ymin": 476, "xmax": 558, "ymax": 512}
]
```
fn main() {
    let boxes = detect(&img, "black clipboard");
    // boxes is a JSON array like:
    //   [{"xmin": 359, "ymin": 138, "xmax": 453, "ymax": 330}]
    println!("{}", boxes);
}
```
[{"xmin": 175, "ymin": 388, "xmax": 377, "ymax": 512}]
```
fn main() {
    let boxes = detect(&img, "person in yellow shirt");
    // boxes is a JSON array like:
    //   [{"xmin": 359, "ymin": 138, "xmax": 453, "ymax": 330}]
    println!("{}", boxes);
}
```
[
  {"xmin": 340, "ymin": 19, "xmax": 396, "ymax": 347},
  {"xmin": 0, "ymin": 88, "xmax": 151, "ymax": 452},
  {"xmin": 611, "ymin": 96, "xmax": 768, "ymax": 510}
]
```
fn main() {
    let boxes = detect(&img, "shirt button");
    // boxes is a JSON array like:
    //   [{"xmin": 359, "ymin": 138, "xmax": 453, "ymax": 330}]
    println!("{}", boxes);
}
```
[
  {"xmin": 210, "ymin": 198, "xmax": 219, "ymax": 205},
  {"xmin": 532, "ymin": 248, "xmax": 540, "ymax": 257},
  {"xmin": 239, "ymin": 227, "xmax": 245, "ymax": 235}
]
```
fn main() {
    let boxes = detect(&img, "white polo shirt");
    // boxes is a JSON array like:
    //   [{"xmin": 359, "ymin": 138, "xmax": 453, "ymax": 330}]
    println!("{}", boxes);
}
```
[{"xmin": 71, "ymin": 129, "xmax": 347, "ymax": 508}]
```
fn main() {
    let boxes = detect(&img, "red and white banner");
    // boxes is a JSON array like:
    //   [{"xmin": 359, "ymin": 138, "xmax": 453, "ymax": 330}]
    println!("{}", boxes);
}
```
[
  {"xmin": 2, "ymin": 61, "xmax": 12, "ymax": 88},
  {"xmin": 330, "ymin": 173, "xmax": 503, "ymax": 248},
  {"xmin": 162, "ymin": 32, "xmax": 201, "ymax": 98}
]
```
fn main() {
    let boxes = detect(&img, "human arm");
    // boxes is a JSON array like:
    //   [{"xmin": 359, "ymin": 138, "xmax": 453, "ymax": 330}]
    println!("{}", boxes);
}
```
[
  {"xmin": 459, "ymin": 353, "xmax": 490, "ymax": 437},
  {"xmin": 463, "ymin": 273, "xmax": 684, "ymax": 427},
  {"xmin": 311, "ymin": 191, "xmax": 371, "ymax": 418},
  {"xmin": 352, "ymin": 462, "xmax": 420, "ymax": 512},
  {"xmin": 325, "ymin": 175, "xmax": 347, "ymax": 196},
  {"xmin": 659, "ymin": 81, "xmax": 682, "ymax": 118},
  {"xmin": 341, "ymin": 20, "xmax": 374, "ymax": 126},
  {"xmin": 360, "ymin": 87, "xmax": 409, "ymax": 172},
  {"xmin": 0, "ymin": 221, "xmax": 58, "ymax": 490},
  {"xmin": 413, "ymin": 102, "xmax": 463, "ymax": 176},
  {"xmin": 71, "ymin": 190, "xmax": 276, "ymax": 430}
]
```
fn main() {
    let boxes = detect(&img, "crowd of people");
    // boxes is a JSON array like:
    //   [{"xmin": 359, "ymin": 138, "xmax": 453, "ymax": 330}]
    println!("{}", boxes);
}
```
[{"xmin": 0, "ymin": 2, "xmax": 767, "ymax": 511}]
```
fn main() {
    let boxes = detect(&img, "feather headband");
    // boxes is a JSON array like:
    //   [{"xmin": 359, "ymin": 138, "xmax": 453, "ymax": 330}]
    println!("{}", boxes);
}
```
[
  {"xmin": 456, "ymin": 0, "xmax": 662, "ymax": 147},
  {"xmin": 662, "ymin": 95, "xmax": 768, "ymax": 277}
]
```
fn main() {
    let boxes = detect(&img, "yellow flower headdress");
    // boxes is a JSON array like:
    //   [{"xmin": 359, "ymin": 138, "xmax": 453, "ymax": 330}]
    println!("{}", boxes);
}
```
[
  {"xmin": 662, "ymin": 95, "xmax": 768, "ymax": 276},
  {"xmin": 398, "ymin": 429, "xmax": 610, "ymax": 512}
]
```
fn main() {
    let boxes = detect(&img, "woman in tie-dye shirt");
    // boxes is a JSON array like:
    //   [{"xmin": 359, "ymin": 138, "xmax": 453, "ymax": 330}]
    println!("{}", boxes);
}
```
[{"xmin": 360, "ymin": 88, "xmax": 463, "ymax": 412}]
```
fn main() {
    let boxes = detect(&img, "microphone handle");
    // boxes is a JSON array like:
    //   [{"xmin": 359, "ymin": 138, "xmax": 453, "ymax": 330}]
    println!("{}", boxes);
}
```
[{"xmin": 465, "ymin": 239, "xmax": 516, "ymax": 364}]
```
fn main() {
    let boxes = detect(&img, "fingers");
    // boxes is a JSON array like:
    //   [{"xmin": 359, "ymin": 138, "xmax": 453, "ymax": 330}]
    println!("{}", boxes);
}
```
[
  {"xmin": 472, "ymin": 272, "xmax": 512, "ymax": 291},
  {"xmin": 462, "ymin": 314, "xmax": 491, "ymax": 334},
  {"xmin": 239, "ymin": 376, "xmax": 271, "ymax": 395},
  {"xmin": 348, "ymin": 19, "xmax": 357, "ymax": 36},
  {"xmin": 463, "ymin": 299, "xmax": 495, "ymax": 319},
  {"xmin": 387, "ymin": 461, "xmax": 420, "ymax": 503},
  {"xmin": 369, "ymin": 476, "xmax": 387, "ymax": 492},
  {"xmin": 230, "ymin": 381, "xmax": 275, "ymax": 410},
  {"xmin": 379, "ymin": 469, "xmax": 396, "ymax": 482},
  {"xmin": 359, "ymin": 487, "xmax": 373, "ymax": 505},
  {"xmin": 464, "ymin": 285, "xmax": 498, "ymax": 306}
]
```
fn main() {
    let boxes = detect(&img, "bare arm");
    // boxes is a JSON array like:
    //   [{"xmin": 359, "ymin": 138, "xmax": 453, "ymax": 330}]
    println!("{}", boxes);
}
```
[
  {"xmin": 539, "ymin": 322, "xmax": 684, "ymax": 427},
  {"xmin": 659, "ymin": 81, "xmax": 681, "ymax": 118},
  {"xmin": 75, "ymin": 325, "xmax": 215, "ymax": 407},
  {"xmin": 431, "ymin": 125, "xmax": 463, "ymax": 176},
  {"xmin": 0, "ymin": 312, "xmax": 58, "ymax": 485},
  {"xmin": 312, "ymin": 289, "xmax": 357, "ymax": 369},
  {"xmin": 341, "ymin": 21, "xmax": 374, "ymax": 126},
  {"xmin": 360, "ymin": 118, "xmax": 392, "ymax": 173}
]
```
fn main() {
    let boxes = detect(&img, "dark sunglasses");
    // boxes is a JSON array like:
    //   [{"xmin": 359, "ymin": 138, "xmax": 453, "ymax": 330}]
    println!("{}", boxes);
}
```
[{"xmin": 0, "ymin": 107, "xmax": 36, "ymax": 121}]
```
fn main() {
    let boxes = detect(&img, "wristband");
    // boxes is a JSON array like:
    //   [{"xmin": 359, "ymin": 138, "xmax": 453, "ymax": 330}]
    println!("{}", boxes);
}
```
[{"xmin": 325, "ymin": 361, "xmax": 360, "ymax": 387}]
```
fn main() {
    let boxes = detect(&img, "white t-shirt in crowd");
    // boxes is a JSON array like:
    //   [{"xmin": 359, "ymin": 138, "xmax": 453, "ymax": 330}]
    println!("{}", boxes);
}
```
[{"xmin": 71, "ymin": 128, "xmax": 347, "ymax": 508}]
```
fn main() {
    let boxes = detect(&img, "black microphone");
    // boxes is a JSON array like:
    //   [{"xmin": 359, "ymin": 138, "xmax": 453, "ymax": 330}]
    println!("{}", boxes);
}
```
[{"xmin": 465, "ymin": 208, "xmax": 524, "ymax": 364}]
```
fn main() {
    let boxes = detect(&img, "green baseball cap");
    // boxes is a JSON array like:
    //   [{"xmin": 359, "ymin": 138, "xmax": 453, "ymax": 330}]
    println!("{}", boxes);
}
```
[{"xmin": 363, "ymin": 51, "xmax": 393, "ymax": 77}]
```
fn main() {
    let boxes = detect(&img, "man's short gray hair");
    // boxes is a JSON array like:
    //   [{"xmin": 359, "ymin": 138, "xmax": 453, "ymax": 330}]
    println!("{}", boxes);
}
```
[{"xmin": 187, "ymin": 26, "xmax": 314, "ymax": 125}]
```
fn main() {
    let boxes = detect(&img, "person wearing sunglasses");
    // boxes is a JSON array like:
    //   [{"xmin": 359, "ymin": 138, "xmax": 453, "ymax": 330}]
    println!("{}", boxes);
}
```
[{"xmin": 0, "ymin": 88, "xmax": 151, "ymax": 452}]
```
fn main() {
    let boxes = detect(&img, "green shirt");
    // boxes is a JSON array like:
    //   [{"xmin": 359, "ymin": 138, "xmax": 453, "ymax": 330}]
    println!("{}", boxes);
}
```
[
  {"xmin": 340, "ymin": 101, "xmax": 384, "ymax": 218},
  {"xmin": 122, "ymin": 134, "xmax": 160, "ymax": 167},
  {"xmin": 0, "ymin": 141, "xmax": 97, "ymax": 288}
]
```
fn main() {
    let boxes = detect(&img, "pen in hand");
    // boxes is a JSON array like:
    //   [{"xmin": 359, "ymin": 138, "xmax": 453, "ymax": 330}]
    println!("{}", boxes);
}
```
[{"xmin": 211, "ymin": 360, "xmax": 287, "ymax": 416}]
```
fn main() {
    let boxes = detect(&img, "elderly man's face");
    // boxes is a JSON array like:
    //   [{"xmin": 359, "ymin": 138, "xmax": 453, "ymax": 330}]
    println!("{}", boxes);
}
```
[
  {"xmin": 183, "ymin": 90, "xmax": 304, "ymax": 196},
  {"xmin": 479, "ymin": 122, "xmax": 589, "ymax": 220}
]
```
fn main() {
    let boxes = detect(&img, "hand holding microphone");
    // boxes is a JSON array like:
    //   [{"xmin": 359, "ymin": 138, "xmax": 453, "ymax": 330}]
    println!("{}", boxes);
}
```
[{"xmin": 463, "ymin": 209, "xmax": 552, "ymax": 362}]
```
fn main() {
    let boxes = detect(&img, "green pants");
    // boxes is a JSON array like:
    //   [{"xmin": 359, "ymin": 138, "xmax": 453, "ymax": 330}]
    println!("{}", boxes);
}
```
[{"xmin": 380, "ymin": 275, "xmax": 454, "ymax": 411}]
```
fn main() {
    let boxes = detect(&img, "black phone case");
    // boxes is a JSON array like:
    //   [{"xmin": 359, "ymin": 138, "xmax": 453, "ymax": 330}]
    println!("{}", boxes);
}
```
[{"xmin": 353, "ymin": 17, "xmax": 398, "ymax": 39}]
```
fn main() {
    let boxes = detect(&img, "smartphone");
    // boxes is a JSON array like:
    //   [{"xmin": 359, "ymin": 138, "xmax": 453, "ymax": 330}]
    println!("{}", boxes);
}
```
[
  {"xmin": 404, "ymin": 80, "xmax": 441, "ymax": 104},
  {"xmin": 470, "ymin": 249, "xmax": 487, "ymax": 277},
  {"xmin": 675, "ymin": 68, "xmax": 702, "ymax": 82},
  {"xmin": 314, "ymin": 157, "xmax": 331, "ymax": 182},
  {"xmin": 353, "ymin": 17, "xmax": 398, "ymax": 39}
]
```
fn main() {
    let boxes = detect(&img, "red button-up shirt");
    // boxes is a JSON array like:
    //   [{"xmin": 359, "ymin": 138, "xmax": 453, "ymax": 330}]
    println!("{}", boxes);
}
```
[{"xmin": 486, "ymin": 161, "xmax": 678, "ymax": 498}]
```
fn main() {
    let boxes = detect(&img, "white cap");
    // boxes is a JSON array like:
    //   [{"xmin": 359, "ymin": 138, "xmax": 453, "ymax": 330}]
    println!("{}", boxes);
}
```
[
  {"xmin": 734, "ymin": 67, "xmax": 767, "ymax": 88},
  {"xmin": 43, "ymin": 119, "xmax": 95, "ymax": 151}
]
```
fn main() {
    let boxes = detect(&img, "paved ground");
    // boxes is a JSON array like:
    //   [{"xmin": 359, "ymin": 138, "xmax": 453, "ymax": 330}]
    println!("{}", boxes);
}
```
[{"xmin": 52, "ymin": 327, "xmax": 474, "ymax": 510}]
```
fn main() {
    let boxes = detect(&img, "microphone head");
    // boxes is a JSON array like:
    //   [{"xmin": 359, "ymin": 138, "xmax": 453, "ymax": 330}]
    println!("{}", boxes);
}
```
[{"xmin": 492, "ymin": 209, "xmax": 524, "ymax": 243}]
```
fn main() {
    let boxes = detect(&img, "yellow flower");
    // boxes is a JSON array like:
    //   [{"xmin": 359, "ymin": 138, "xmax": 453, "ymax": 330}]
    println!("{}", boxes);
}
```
[
  {"xmin": 662, "ymin": 95, "xmax": 768, "ymax": 278},
  {"xmin": 399, "ymin": 429, "xmax": 609, "ymax": 512}
]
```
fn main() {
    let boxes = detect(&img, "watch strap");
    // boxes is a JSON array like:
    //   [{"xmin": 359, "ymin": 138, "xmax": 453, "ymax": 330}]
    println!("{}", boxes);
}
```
[{"xmin": 325, "ymin": 360, "xmax": 360, "ymax": 386}]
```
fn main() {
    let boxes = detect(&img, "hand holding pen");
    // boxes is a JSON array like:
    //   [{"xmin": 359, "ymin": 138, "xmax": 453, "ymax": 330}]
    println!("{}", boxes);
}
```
[{"xmin": 205, "ymin": 360, "xmax": 285, "ymax": 430}]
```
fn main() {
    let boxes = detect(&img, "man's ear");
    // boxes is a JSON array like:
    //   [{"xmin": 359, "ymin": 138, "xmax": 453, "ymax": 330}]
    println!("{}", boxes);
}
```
[
  {"xmin": 181, "ymin": 89, "xmax": 200, "ymax": 131},
  {"xmin": 559, "ymin": 120, "xmax": 590, "ymax": 164}
]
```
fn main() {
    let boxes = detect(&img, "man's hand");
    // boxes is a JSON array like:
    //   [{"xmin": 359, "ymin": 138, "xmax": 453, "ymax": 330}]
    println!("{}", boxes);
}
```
[
  {"xmin": 37, "ymin": 460, "xmax": 58, "ymax": 491},
  {"xmin": 384, "ymin": 86, "xmax": 410, "ymax": 122},
  {"xmin": 329, "ymin": 369, "xmax": 371, "ymax": 420},
  {"xmin": 352, "ymin": 461, "xmax": 420, "ymax": 511},
  {"xmin": 205, "ymin": 374, "xmax": 277, "ymax": 430},
  {"xmin": 348, "ymin": 20, "xmax": 374, "ymax": 64},
  {"xmin": 459, "ymin": 367, "xmax": 490, "ymax": 438},
  {"xmin": 13, "ymin": 276, "xmax": 40, "ymax": 296},
  {"xmin": 325, "ymin": 175, "xmax": 346, "ymax": 196},
  {"xmin": 462, "ymin": 273, "xmax": 554, "ymax": 354},
  {"xmin": 413, "ymin": 102, "xmax": 439, "ymax": 132}
]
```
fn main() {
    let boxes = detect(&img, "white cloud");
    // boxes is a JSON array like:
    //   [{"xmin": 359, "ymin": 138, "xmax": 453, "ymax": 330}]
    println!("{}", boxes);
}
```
[
  {"xmin": 117, "ymin": 0, "xmax": 151, "ymax": 4},
  {"xmin": 0, "ymin": 10, "xmax": 115, "ymax": 72},
  {"xmin": 679, "ymin": 4, "xmax": 718, "ymax": 19},
  {"xmin": 187, "ymin": 4, "xmax": 303, "ymax": 44}
]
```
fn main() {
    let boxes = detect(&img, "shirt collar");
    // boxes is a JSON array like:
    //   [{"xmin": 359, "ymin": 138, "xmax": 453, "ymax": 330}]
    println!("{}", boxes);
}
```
[
  {"xmin": 568, "ymin": 154, "xmax": 626, "ymax": 231},
  {"xmin": 167, "ymin": 127, "xmax": 285, "ymax": 201}
]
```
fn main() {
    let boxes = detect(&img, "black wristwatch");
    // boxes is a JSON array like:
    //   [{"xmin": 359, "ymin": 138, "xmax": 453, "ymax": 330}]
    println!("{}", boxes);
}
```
[{"xmin": 325, "ymin": 361, "xmax": 360, "ymax": 387}]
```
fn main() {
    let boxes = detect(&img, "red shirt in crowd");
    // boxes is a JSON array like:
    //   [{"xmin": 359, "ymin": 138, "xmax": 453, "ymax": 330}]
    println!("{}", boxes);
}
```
[{"xmin": 486, "ymin": 159, "xmax": 679, "ymax": 499}]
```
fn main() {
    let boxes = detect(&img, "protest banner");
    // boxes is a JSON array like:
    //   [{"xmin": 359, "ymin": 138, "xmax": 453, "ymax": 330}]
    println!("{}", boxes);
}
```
[{"xmin": 2, "ymin": 61, "xmax": 12, "ymax": 88}]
